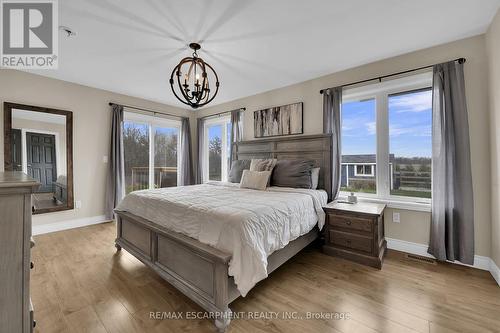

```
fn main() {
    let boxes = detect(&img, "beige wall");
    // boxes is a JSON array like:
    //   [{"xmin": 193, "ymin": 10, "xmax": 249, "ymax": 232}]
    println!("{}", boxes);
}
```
[
  {"xmin": 486, "ymin": 10, "xmax": 500, "ymax": 267},
  {"xmin": 0, "ymin": 69, "xmax": 190, "ymax": 227},
  {"xmin": 198, "ymin": 35, "xmax": 492, "ymax": 257},
  {"xmin": 0, "ymin": 34, "xmax": 494, "ymax": 259}
]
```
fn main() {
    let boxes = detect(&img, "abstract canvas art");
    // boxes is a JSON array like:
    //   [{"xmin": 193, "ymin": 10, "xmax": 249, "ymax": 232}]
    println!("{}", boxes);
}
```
[{"xmin": 254, "ymin": 102, "xmax": 303, "ymax": 138}]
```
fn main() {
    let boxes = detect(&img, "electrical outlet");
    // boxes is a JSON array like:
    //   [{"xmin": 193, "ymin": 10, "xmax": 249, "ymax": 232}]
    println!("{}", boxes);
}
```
[
  {"xmin": 103, "ymin": 155, "xmax": 108, "ymax": 163},
  {"xmin": 393, "ymin": 212, "xmax": 400, "ymax": 223},
  {"xmin": 75, "ymin": 200, "xmax": 82, "ymax": 209}
]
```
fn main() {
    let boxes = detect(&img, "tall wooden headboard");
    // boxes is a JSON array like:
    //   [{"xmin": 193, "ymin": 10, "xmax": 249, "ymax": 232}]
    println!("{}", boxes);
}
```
[{"xmin": 234, "ymin": 134, "xmax": 333, "ymax": 200}]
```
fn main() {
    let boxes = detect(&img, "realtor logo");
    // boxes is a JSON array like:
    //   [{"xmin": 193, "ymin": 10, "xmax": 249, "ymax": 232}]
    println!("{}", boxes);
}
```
[{"xmin": 1, "ymin": 0, "xmax": 58, "ymax": 69}]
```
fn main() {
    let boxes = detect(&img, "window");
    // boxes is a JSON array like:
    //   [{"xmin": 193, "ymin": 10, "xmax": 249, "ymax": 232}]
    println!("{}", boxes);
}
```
[
  {"xmin": 123, "ymin": 121, "xmax": 149, "ymax": 193},
  {"xmin": 154, "ymin": 126, "xmax": 179, "ymax": 189},
  {"xmin": 204, "ymin": 116, "xmax": 232, "ymax": 181},
  {"xmin": 123, "ymin": 112, "xmax": 181, "ymax": 194},
  {"xmin": 341, "ymin": 98, "xmax": 377, "ymax": 194},
  {"xmin": 354, "ymin": 164, "xmax": 374, "ymax": 177},
  {"xmin": 208, "ymin": 123, "xmax": 223, "ymax": 181},
  {"xmin": 340, "ymin": 72, "xmax": 432, "ymax": 202},
  {"xmin": 389, "ymin": 89, "xmax": 432, "ymax": 199}
]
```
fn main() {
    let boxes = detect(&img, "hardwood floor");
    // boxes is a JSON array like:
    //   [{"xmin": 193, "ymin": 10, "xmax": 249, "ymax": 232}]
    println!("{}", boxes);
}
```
[
  {"xmin": 31, "ymin": 222, "xmax": 500, "ymax": 333},
  {"xmin": 33, "ymin": 192, "xmax": 63, "ymax": 210}
]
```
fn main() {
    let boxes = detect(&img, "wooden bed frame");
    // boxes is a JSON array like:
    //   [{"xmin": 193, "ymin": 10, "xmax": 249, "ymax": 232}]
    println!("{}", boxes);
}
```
[{"xmin": 114, "ymin": 134, "xmax": 332, "ymax": 331}]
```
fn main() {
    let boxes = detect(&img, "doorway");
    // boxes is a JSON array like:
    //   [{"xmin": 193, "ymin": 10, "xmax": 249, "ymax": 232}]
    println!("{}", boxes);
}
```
[{"xmin": 26, "ymin": 132, "xmax": 57, "ymax": 193}]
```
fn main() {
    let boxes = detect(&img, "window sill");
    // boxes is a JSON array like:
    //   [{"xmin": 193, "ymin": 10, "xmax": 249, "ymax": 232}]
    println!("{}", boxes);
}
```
[{"xmin": 337, "ymin": 195, "xmax": 431, "ymax": 212}]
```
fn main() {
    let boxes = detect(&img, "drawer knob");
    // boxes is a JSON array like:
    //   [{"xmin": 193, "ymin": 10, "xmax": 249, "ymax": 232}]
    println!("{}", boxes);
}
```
[
  {"xmin": 346, "ymin": 220, "xmax": 352, "ymax": 226},
  {"xmin": 346, "ymin": 239, "xmax": 352, "ymax": 244}
]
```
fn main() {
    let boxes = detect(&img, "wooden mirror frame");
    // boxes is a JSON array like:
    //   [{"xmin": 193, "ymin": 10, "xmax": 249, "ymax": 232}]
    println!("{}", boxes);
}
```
[{"xmin": 3, "ymin": 102, "xmax": 74, "ymax": 214}]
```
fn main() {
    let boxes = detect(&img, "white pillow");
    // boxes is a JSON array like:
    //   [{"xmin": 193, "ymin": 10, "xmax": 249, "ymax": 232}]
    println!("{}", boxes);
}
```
[
  {"xmin": 311, "ymin": 167, "xmax": 320, "ymax": 190},
  {"xmin": 239, "ymin": 170, "xmax": 272, "ymax": 191}
]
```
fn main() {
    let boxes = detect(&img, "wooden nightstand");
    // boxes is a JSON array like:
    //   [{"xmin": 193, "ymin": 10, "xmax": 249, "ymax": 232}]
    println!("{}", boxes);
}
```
[{"xmin": 322, "ymin": 201, "xmax": 386, "ymax": 269}]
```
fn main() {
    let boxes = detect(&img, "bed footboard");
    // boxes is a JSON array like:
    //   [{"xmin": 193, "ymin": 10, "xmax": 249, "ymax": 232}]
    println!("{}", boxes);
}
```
[
  {"xmin": 114, "ymin": 210, "xmax": 319, "ymax": 332},
  {"xmin": 114, "ymin": 211, "xmax": 233, "ymax": 332}
]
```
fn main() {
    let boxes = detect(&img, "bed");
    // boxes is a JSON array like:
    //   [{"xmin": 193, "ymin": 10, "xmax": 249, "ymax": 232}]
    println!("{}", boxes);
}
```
[{"xmin": 114, "ymin": 134, "xmax": 332, "ymax": 331}]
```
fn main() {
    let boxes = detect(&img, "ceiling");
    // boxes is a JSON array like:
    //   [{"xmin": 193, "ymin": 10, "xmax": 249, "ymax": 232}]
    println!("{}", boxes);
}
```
[{"xmin": 29, "ymin": 0, "xmax": 500, "ymax": 110}]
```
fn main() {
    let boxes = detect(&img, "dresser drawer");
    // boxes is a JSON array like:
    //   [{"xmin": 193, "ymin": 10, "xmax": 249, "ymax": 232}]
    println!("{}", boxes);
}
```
[
  {"xmin": 328, "ymin": 214, "xmax": 372, "ymax": 233},
  {"xmin": 329, "ymin": 230, "xmax": 373, "ymax": 253}
]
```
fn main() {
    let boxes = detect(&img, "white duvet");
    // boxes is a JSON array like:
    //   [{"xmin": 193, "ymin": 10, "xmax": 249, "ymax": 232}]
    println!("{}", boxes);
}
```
[{"xmin": 116, "ymin": 181, "xmax": 327, "ymax": 296}]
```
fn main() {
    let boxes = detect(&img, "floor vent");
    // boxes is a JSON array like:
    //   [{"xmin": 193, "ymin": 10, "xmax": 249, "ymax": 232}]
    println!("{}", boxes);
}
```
[{"xmin": 405, "ymin": 254, "xmax": 437, "ymax": 265}]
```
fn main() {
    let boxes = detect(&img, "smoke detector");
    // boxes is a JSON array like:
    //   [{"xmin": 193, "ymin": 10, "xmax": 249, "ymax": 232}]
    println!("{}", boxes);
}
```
[{"xmin": 59, "ymin": 26, "xmax": 76, "ymax": 37}]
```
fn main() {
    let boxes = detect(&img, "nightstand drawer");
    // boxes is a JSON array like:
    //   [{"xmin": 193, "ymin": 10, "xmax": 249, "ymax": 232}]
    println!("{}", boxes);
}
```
[
  {"xmin": 329, "ymin": 230, "xmax": 373, "ymax": 253},
  {"xmin": 328, "ymin": 214, "xmax": 372, "ymax": 233}
]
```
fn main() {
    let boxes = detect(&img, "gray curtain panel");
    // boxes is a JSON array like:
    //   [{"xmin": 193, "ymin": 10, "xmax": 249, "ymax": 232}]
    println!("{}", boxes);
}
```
[
  {"xmin": 179, "ymin": 117, "xmax": 194, "ymax": 186},
  {"xmin": 105, "ymin": 104, "xmax": 125, "ymax": 220},
  {"xmin": 229, "ymin": 109, "xmax": 242, "ymax": 164},
  {"xmin": 196, "ymin": 118, "xmax": 205, "ymax": 184},
  {"xmin": 323, "ymin": 87, "xmax": 342, "ymax": 200},
  {"xmin": 428, "ymin": 60, "xmax": 474, "ymax": 264}
]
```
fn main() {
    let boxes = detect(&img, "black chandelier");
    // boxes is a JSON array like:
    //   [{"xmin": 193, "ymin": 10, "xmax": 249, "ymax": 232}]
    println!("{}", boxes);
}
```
[{"xmin": 169, "ymin": 43, "xmax": 220, "ymax": 109}]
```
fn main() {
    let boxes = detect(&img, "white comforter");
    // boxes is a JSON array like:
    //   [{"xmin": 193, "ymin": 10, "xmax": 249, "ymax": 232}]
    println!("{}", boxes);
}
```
[{"xmin": 116, "ymin": 182, "xmax": 327, "ymax": 296}]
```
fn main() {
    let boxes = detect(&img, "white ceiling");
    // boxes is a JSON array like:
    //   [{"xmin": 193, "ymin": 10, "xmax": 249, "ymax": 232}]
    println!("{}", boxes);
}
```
[{"xmin": 29, "ymin": 0, "xmax": 500, "ymax": 110}]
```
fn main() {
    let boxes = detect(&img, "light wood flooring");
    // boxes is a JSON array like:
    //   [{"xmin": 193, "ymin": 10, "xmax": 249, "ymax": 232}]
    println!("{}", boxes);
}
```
[
  {"xmin": 33, "ymin": 192, "xmax": 63, "ymax": 210},
  {"xmin": 31, "ymin": 221, "xmax": 500, "ymax": 333}
]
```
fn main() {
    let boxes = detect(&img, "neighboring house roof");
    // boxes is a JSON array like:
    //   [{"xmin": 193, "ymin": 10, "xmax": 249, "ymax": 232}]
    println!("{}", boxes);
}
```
[{"xmin": 342, "ymin": 154, "xmax": 395, "ymax": 163}]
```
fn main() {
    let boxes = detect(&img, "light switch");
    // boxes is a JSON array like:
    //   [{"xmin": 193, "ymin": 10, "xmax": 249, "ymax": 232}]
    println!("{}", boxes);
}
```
[
  {"xmin": 393, "ymin": 212, "xmax": 400, "ymax": 223},
  {"xmin": 103, "ymin": 155, "xmax": 109, "ymax": 163},
  {"xmin": 75, "ymin": 200, "xmax": 82, "ymax": 209}
]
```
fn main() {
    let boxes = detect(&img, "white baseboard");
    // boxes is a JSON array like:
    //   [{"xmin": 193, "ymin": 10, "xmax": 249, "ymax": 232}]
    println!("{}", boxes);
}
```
[
  {"xmin": 386, "ymin": 237, "xmax": 499, "ymax": 286},
  {"xmin": 490, "ymin": 259, "xmax": 500, "ymax": 286},
  {"xmin": 32, "ymin": 215, "xmax": 110, "ymax": 235},
  {"xmin": 386, "ymin": 238, "xmax": 434, "ymax": 258}
]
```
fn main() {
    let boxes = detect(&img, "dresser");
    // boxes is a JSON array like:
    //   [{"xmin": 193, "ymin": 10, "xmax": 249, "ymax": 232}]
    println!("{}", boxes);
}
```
[
  {"xmin": 0, "ymin": 172, "xmax": 39, "ymax": 333},
  {"xmin": 322, "ymin": 201, "xmax": 386, "ymax": 269}
]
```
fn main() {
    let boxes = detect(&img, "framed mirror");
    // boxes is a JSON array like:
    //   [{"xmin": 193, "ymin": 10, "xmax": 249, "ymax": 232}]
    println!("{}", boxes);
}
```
[{"xmin": 4, "ymin": 102, "xmax": 73, "ymax": 214}]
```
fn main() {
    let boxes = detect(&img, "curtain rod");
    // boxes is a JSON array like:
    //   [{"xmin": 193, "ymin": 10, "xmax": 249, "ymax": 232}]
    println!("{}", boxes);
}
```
[
  {"xmin": 319, "ymin": 57, "xmax": 466, "ymax": 94},
  {"xmin": 200, "ymin": 107, "xmax": 246, "ymax": 120},
  {"xmin": 108, "ymin": 102, "xmax": 186, "ymax": 119}
]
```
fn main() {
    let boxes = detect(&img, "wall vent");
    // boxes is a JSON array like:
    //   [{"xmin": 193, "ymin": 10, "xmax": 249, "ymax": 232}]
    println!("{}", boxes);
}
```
[{"xmin": 405, "ymin": 253, "xmax": 437, "ymax": 265}]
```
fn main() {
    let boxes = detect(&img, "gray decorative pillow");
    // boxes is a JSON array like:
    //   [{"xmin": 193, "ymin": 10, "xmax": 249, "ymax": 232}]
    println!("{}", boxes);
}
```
[
  {"xmin": 271, "ymin": 159, "xmax": 315, "ymax": 189},
  {"xmin": 228, "ymin": 160, "xmax": 251, "ymax": 183},
  {"xmin": 249, "ymin": 158, "xmax": 277, "ymax": 172},
  {"xmin": 311, "ymin": 167, "xmax": 320, "ymax": 190}
]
